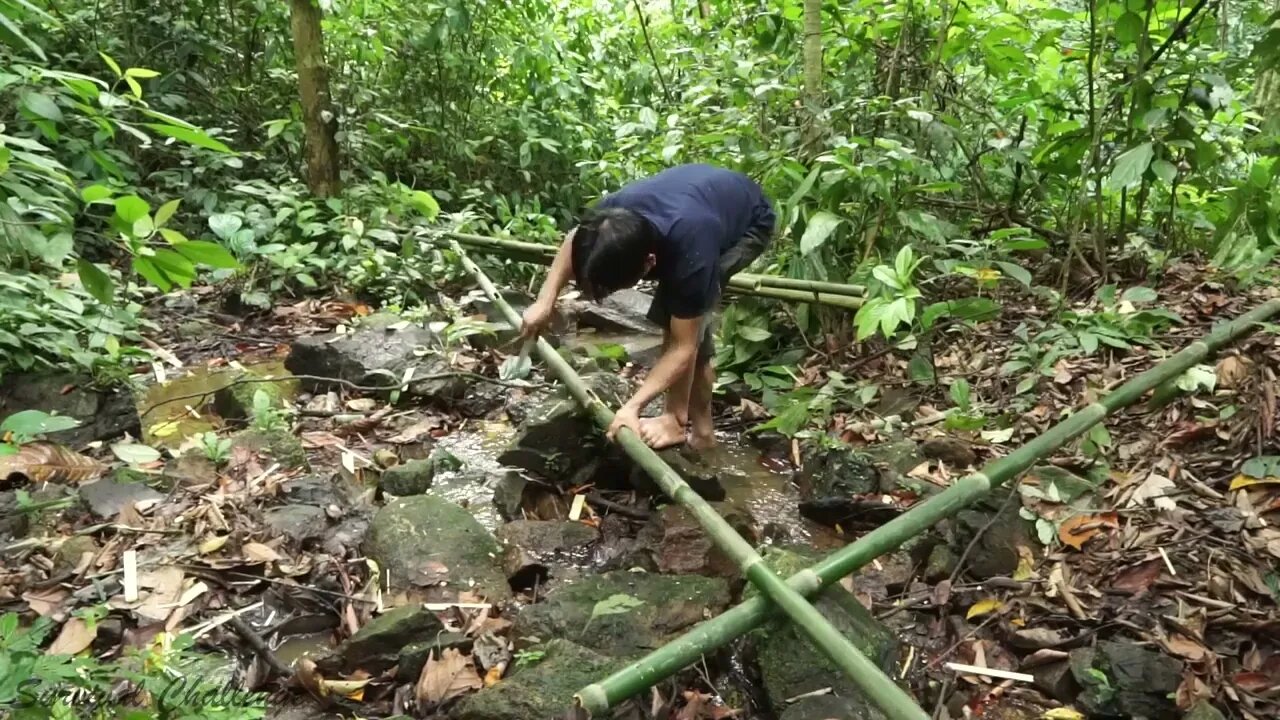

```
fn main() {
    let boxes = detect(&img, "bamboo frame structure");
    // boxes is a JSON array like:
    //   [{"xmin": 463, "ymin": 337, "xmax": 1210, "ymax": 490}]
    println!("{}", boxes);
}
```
[
  {"xmin": 450, "ymin": 240, "xmax": 929, "ymax": 720},
  {"xmin": 433, "ymin": 230, "xmax": 867, "ymax": 309},
  {"xmin": 575, "ymin": 298, "xmax": 1280, "ymax": 713}
]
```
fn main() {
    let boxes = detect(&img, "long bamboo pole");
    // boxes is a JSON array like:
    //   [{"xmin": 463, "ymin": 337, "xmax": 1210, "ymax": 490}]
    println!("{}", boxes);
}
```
[
  {"xmin": 434, "ymin": 231, "xmax": 867, "ymax": 305},
  {"xmin": 576, "ymin": 297, "xmax": 1280, "ymax": 712},
  {"xmin": 450, "ymin": 240, "xmax": 929, "ymax": 720}
]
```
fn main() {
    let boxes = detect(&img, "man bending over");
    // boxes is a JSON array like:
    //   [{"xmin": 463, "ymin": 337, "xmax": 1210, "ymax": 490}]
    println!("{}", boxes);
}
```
[{"xmin": 519, "ymin": 163, "xmax": 776, "ymax": 450}]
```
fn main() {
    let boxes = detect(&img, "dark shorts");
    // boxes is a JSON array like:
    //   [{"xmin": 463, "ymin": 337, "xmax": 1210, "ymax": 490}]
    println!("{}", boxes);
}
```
[{"xmin": 645, "ymin": 229, "xmax": 773, "ymax": 365}]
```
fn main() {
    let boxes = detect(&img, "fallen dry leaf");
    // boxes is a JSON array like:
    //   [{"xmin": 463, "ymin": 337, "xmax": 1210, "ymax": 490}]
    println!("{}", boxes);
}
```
[
  {"xmin": 295, "ymin": 658, "xmax": 327, "ymax": 699},
  {"xmin": 1128, "ymin": 472, "xmax": 1178, "ymax": 511},
  {"xmin": 1058, "ymin": 512, "xmax": 1120, "ymax": 550},
  {"xmin": 0, "ymin": 442, "xmax": 106, "ymax": 484},
  {"xmin": 23, "ymin": 588, "xmax": 69, "ymax": 616},
  {"xmin": 416, "ymin": 648, "xmax": 483, "ymax": 709},
  {"xmin": 1162, "ymin": 632, "xmax": 1210, "ymax": 661},
  {"xmin": 1231, "ymin": 671, "xmax": 1274, "ymax": 693},
  {"xmin": 199, "ymin": 535, "xmax": 229, "ymax": 555},
  {"xmin": 1110, "ymin": 559, "xmax": 1163, "ymax": 595},
  {"xmin": 966, "ymin": 598, "xmax": 1003, "ymax": 620},
  {"xmin": 1216, "ymin": 356, "xmax": 1250, "ymax": 388},
  {"xmin": 47, "ymin": 617, "xmax": 96, "ymax": 655},
  {"xmin": 1228, "ymin": 474, "xmax": 1280, "ymax": 491},
  {"xmin": 242, "ymin": 542, "xmax": 282, "ymax": 563},
  {"xmin": 135, "ymin": 567, "xmax": 185, "ymax": 622},
  {"xmin": 387, "ymin": 418, "xmax": 442, "ymax": 444}
]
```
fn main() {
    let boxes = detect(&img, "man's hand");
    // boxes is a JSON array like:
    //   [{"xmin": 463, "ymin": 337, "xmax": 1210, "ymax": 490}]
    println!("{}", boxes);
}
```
[
  {"xmin": 606, "ymin": 404, "xmax": 643, "ymax": 442},
  {"xmin": 520, "ymin": 300, "xmax": 554, "ymax": 341}
]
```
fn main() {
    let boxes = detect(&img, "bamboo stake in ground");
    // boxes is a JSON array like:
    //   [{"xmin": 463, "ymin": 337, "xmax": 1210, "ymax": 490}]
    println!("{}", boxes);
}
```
[
  {"xmin": 450, "ymin": 240, "xmax": 929, "ymax": 720},
  {"xmin": 434, "ymin": 230, "xmax": 867, "ymax": 307},
  {"xmin": 575, "ymin": 298, "xmax": 1280, "ymax": 712}
]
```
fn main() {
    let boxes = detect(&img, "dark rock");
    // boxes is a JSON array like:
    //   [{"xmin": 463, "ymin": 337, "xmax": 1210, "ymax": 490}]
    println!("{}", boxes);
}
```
[
  {"xmin": 921, "ymin": 436, "xmax": 977, "ymax": 468},
  {"xmin": 230, "ymin": 427, "xmax": 308, "ymax": 470},
  {"xmin": 321, "ymin": 604, "xmax": 445, "ymax": 675},
  {"xmin": 637, "ymin": 504, "xmax": 757, "ymax": 578},
  {"xmin": 79, "ymin": 478, "xmax": 164, "ymax": 518},
  {"xmin": 924, "ymin": 544, "xmax": 958, "ymax": 582},
  {"xmin": 512, "ymin": 570, "xmax": 730, "ymax": 657},
  {"xmin": 285, "ymin": 313, "xmax": 466, "ymax": 401},
  {"xmin": 213, "ymin": 370, "xmax": 300, "ymax": 420},
  {"xmin": 748, "ymin": 547, "xmax": 900, "ymax": 716},
  {"xmin": 364, "ymin": 495, "xmax": 510, "ymax": 602},
  {"xmin": 280, "ymin": 474, "xmax": 348, "ymax": 507},
  {"xmin": 395, "ymin": 631, "xmax": 474, "ymax": 682},
  {"xmin": 0, "ymin": 491, "xmax": 29, "ymax": 539},
  {"xmin": 491, "ymin": 471, "xmax": 529, "ymax": 521},
  {"xmin": 628, "ymin": 447, "xmax": 731, "ymax": 501},
  {"xmin": 1030, "ymin": 659, "xmax": 1077, "ymax": 702},
  {"xmin": 794, "ymin": 447, "xmax": 883, "ymax": 528},
  {"xmin": 456, "ymin": 383, "xmax": 508, "ymax": 418},
  {"xmin": 497, "ymin": 373, "xmax": 629, "ymax": 482},
  {"xmin": 570, "ymin": 289, "xmax": 659, "ymax": 335},
  {"xmin": 263, "ymin": 505, "xmax": 329, "ymax": 544},
  {"xmin": 1183, "ymin": 701, "xmax": 1227, "ymax": 720},
  {"xmin": 0, "ymin": 373, "xmax": 139, "ymax": 447},
  {"xmin": 379, "ymin": 459, "xmax": 436, "ymax": 496},
  {"xmin": 54, "ymin": 536, "xmax": 98, "ymax": 572},
  {"xmin": 496, "ymin": 520, "xmax": 598, "ymax": 590},
  {"xmin": 780, "ymin": 695, "xmax": 883, "ymax": 720},
  {"xmin": 322, "ymin": 514, "xmax": 370, "ymax": 556},
  {"xmin": 450, "ymin": 640, "xmax": 625, "ymax": 720},
  {"xmin": 954, "ymin": 491, "xmax": 1034, "ymax": 579},
  {"xmin": 1070, "ymin": 641, "xmax": 1182, "ymax": 719}
]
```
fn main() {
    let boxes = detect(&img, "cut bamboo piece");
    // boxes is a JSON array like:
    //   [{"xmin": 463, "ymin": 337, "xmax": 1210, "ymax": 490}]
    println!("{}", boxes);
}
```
[
  {"xmin": 432, "ymin": 231, "xmax": 866, "ymax": 309},
  {"xmin": 575, "ymin": 298, "xmax": 1280, "ymax": 713},
  {"xmin": 451, "ymin": 240, "xmax": 928, "ymax": 720}
]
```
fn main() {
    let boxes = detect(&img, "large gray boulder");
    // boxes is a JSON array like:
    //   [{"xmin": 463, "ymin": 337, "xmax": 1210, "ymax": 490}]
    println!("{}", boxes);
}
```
[{"xmin": 0, "ymin": 373, "xmax": 139, "ymax": 447}]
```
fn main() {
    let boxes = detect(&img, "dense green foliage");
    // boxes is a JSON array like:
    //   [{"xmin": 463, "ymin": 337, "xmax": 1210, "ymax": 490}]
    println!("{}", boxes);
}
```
[{"xmin": 2, "ymin": 0, "xmax": 1278, "ymax": 401}]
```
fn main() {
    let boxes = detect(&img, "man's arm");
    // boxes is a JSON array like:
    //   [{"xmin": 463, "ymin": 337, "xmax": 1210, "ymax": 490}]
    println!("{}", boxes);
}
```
[
  {"xmin": 520, "ymin": 228, "xmax": 576, "ymax": 339},
  {"xmin": 606, "ymin": 315, "xmax": 701, "ymax": 440}
]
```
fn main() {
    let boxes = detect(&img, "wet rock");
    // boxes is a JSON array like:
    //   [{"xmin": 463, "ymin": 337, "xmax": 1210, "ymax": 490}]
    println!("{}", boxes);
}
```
[
  {"xmin": 325, "ymin": 604, "xmax": 445, "ymax": 675},
  {"xmin": 794, "ymin": 447, "xmax": 881, "ymax": 527},
  {"xmin": 628, "ymin": 447, "xmax": 731, "ymax": 501},
  {"xmin": 0, "ymin": 372, "xmax": 139, "ymax": 447},
  {"xmin": 395, "ymin": 631, "xmax": 475, "ymax": 682},
  {"xmin": 450, "ymin": 639, "xmax": 625, "ymax": 720},
  {"xmin": 364, "ymin": 495, "xmax": 510, "ymax": 602},
  {"xmin": 1030, "ymin": 660, "xmax": 1077, "ymax": 702},
  {"xmin": 457, "ymin": 383, "xmax": 508, "ymax": 418},
  {"xmin": 497, "ymin": 520, "xmax": 598, "ymax": 590},
  {"xmin": 231, "ymin": 427, "xmax": 308, "ymax": 470},
  {"xmin": 1070, "ymin": 641, "xmax": 1181, "ymax": 719},
  {"xmin": 954, "ymin": 491, "xmax": 1034, "ymax": 579},
  {"xmin": 323, "ymin": 514, "xmax": 371, "ymax": 556},
  {"xmin": 491, "ymin": 471, "xmax": 531, "ymax": 522},
  {"xmin": 285, "ymin": 313, "xmax": 466, "ymax": 401},
  {"xmin": 637, "ymin": 504, "xmax": 757, "ymax": 578},
  {"xmin": 79, "ymin": 478, "xmax": 164, "ymax": 518},
  {"xmin": 512, "ymin": 570, "xmax": 730, "ymax": 657},
  {"xmin": 921, "ymin": 436, "xmax": 977, "ymax": 468},
  {"xmin": 497, "ymin": 373, "xmax": 629, "ymax": 482},
  {"xmin": 379, "ymin": 458, "xmax": 436, "ymax": 497},
  {"xmin": 213, "ymin": 369, "xmax": 300, "ymax": 420},
  {"xmin": 924, "ymin": 544, "xmax": 958, "ymax": 582},
  {"xmin": 749, "ymin": 547, "xmax": 900, "ymax": 716},
  {"xmin": 263, "ymin": 505, "xmax": 329, "ymax": 544},
  {"xmin": 780, "ymin": 695, "xmax": 882, "ymax": 720}
]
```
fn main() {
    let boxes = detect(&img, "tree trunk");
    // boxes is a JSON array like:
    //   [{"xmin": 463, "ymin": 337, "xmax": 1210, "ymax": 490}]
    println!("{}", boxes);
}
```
[
  {"xmin": 801, "ymin": 0, "xmax": 823, "ymax": 147},
  {"xmin": 288, "ymin": 0, "xmax": 341, "ymax": 197}
]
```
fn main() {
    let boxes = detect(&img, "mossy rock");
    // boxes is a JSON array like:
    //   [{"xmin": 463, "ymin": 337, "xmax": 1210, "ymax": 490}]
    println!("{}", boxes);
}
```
[
  {"xmin": 450, "ymin": 640, "xmax": 627, "ymax": 720},
  {"xmin": 230, "ymin": 427, "xmax": 308, "ymax": 470},
  {"xmin": 748, "ymin": 546, "xmax": 900, "ymax": 717},
  {"xmin": 214, "ymin": 369, "xmax": 300, "ymax": 420}
]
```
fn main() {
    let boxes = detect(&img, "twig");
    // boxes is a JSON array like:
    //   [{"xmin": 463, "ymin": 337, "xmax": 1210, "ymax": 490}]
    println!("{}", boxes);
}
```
[
  {"xmin": 228, "ymin": 614, "xmax": 294, "ymax": 678},
  {"xmin": 632, "ymin": 0, "xmax": 672, "ymax": 103},
  {"xmin": 585, "ymin": 492, "xmax": 650, "ymax": 520},
  {"xmin": 1054, "ymin": 570, "xmax": 1089, "ymax": 621}
]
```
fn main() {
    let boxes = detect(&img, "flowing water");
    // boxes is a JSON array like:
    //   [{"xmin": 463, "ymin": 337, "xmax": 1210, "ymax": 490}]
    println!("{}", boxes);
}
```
[{"xmin": 430, "ymin": 419, "xmax": 518, "ymax": 533}]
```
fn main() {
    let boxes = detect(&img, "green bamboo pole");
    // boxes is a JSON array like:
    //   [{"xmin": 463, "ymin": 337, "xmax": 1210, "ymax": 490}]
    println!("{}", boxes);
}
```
[
  {"xmin": 434, "ymin": 231, "xmax": 866, "ymax": 305},
  {"xmin": 450, "ymin": 240, "xmax": 929, "ymax": 720},
  {"xmin": 576, "ymin": 297, "xmax": 1280, "ymax": 713}
]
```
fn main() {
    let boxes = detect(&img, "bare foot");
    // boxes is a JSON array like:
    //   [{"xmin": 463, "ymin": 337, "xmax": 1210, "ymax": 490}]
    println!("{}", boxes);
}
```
[{"xmin": 639, "ymin": 414, "xmax": 687, "ymax": 449}]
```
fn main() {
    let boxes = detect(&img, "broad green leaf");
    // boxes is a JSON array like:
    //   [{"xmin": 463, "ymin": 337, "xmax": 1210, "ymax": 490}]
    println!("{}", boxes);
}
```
[
  {"xmin": 110, "ymin": 442, "xmax": 161, "ymax": 465},
  {"xmin": 99, "ymin": 52, "xmax": 122, "ymax": 76},
  {"xmin": 114, "ymin": 195, "xmax": 150, "ymax": 224},
  {"xmin": 1115, "ymin": 12, "xmax": 1144, "ymax": 45},
  {"xmin": 921, "ymin": 297, "xmax": 1000, "ymax": 329},
  {"xmin": 124, "ymin": 67, "xmax": 160, "ymax": 79},
  {"xmin": 132, "ymin": 215, "xmax": 154, "ymax": 238},
  {"xmin": 799, "ymin": 211, "xmax": 842, "ymax": 255},
  {"xmin": 589, "ymin": 593, "xmax": 644, "ymax": 620},
  {"xmin": 152, "ymin": 249, "xmax": 196, "ymax": 287},
  {"xmin": 1241, "ymin": 456, "xmax": 1280, "ymax": 479},
  {"xmin": 144, "ymin": 123, "xmax": 234, "ymax": 153},
  {"xmin": 158, "ymin": 228, "xmax": 187, "ymax": 245},
  {"xmin": 125, "ymin": 76, "xmax": 143, "ymax": 98},
  {"xmin": 995, "ymin": 261, "xmax": 1032, "ymax": 287},
  {"xmin": 154, "ymin": 199, "xmax": 180, "ymax": 228},
  {"xmin": 409, "ymin": 190, "xmax": 440, "ymax": 220},
  {"xmin": 1, "ymin": 410, "xmax": 80, "ymax": 440},
  {"xmin": 81, "ymin": 184, "xmax": 113, "ymax": 203},
  {"xmin": 737, "ymin": 326, "xmax": 771, "ymax": 342},
  {"xmin": 1105, "ymin": 142, "xmax": 1154, "ymax": 192},
  {"xmin": 1151, "ymin": 159, "xmax": 1177, "ymax": 184},
  {"xmin": 208, "ymin": 213, "xmax": 243, "ymax": 240},
  {"xmin": 872, "ymin": 265, "xmax": 903, "ymax": 290},
  {"xmin": 41, "ymin": 233, "xmax": 73, "ymax": 265},
  {"xmin": 20, "ymin": 92, "xmax": 62, "ymax": 122},
  {"xmin": 1120, "ymin": 286, "xmax": 1158, "ymax": 303},
  {"xmin": 295, "ymin": 272, "xmax": 317, "ymax": 288},
  {"xmin": 0, "ymin": 11, "xmax": 48, "ymax": 61},
  {"xmin": 132, "ymin": 256, "xmax": 171, "ymax": 291},
  {"xmin": 77, "ymin": 260, "xmax": 114, "ymax": 303},
  {"xmin": 173, "ymin": 240, "xmax": 240, "ymax": 269},
  {"xmin": 43, "ymin": 288, "xmax": 84, "ymax": 314}
]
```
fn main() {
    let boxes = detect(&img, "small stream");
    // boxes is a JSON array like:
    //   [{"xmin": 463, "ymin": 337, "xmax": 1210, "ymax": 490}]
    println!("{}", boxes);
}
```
[{"xmin": 429, "ymin": 420, "xmax": 517, "ymax": 533}]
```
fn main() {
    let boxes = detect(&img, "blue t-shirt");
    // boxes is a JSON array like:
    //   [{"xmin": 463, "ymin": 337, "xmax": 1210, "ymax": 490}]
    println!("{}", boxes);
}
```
[{"xmin": 594, "ymin": 164, "xmax": 776, "ymax": 319}]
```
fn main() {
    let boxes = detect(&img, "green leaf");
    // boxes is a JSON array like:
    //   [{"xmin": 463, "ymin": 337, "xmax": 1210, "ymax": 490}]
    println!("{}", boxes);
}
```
[
  {"xmin": 799, "ymin": 211, "xmax": 842, "ymax": 255},
  {"xmin": 1120, "ymin": 286, "xmax": 1158, "ymax": 303},
  {"xmin": 114, "ymin": 195, "xmax": 150, "ymax": 224},
  {"xmin": 173, "ymin": 241, "xmax": 240, "ymax": 269},
  {"xmin": 43, "ymin": 287, "xmax": 84, "ymax": 314},
  {"xmin": 77, "ymin": 260, "xmax": 114, "ymax": 303},
  {"xmin": 949, "ymin": 379, "xmax": 971, "ymax": 409},
  {"xmin": 1, "ymin": 410, "xmax": 80, "ymax": 440},
  {"xmin": 154, "ymin": 199, "xmax": 180, "ymax": 228},
  {"xmin": 0, "ymin": 11, "xmax": 48, "ymax": 61},
  {"xmin": 132, "ymin": 215, "xmax": 155, "ymax": 238},
  {"xmin": 1106, "ymin": 142, "xmax": 1154, "ymax": 192},
  {"xmin": 132, "ymin": 257, "xmax": 171, "ymax": 291},
  {"xmin": 99, "ymin": 52, "xmax": 122, "ymax": 77},
  {"xmin": 1151, "ymin": 159, "xmax": 1177, "ymax": 184},
  {"xmin": 125, "ymin": 76, "xmax": 143, "ymax": 98},
  {"xmin": 124, "ymin": 67, "xmax": 160, "ymax": 79},
  {"xmin": 1241, "ymin": 456, "xmax": 1280, "ymax": 479},
  {"xmin": 737, "ymin": 326, "xmax": 771, "ymax": 342},
  {"xmin": 159, "ymin": 228, "xmax": 188, "ymax": 245},
  {"xmin": 1115, "ymin": 12, "xmax": 1144, "ymax": 45},
  {"xmin": 995, "ymin": 261, "xmax": 1032, "ymax": 287},
  {"xmin": 20, "ymin": 92, "xmax": 62, "ymax": 122},
  {"xmin": 143, "ymin": 123, "xmax": 234, "ymax": 153},
  {"xmin": 589, "ymin": 594, "xmax": 644, "ymax": 621},
  {"xmin": 81, "ymin": 184, "xmax": 113, "ymax": 203},
  {"xmin": 921, "ymin": 297, "xmax": 1000, "ymax": 329},
  {"xmin": 110, "ymin": 442, "xmax": 161, "ymax": 465},
  {"xmin": 152, "ymin": 249, "xmax": 196, "ymax": 287},
  {"xmin": 409, "ymin": 190, "xmax": 440, "ymax": 221},
  {"xmin": 208, "ymin": 213, "xmax": 243, "ymax": 240}
]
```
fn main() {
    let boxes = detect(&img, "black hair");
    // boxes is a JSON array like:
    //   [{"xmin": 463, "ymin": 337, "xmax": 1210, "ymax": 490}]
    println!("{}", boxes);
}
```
[{"xmin": 570, "ymin": 206, "xmax": 656, "ymax": 302}]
